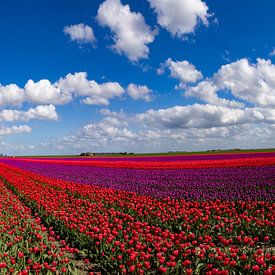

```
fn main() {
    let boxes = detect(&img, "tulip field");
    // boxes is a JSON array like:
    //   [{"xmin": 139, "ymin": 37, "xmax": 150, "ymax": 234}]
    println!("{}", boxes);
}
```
[{"xmin": 0, "ymin": 152, "xmax": 274, "ymax": 274}]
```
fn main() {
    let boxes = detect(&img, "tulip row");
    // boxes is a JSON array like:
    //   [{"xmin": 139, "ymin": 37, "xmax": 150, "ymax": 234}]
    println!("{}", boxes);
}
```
[
  {"xmin": 10, "ymin": 155, "xmax": 275, "ymax": 169},
  {"xmin": 0, "ymin": 177, "xmax": 87, "ymax": 274},
  {"xmin": 0, "ymin": 163, "xmax": 274, "ymax": 274}
]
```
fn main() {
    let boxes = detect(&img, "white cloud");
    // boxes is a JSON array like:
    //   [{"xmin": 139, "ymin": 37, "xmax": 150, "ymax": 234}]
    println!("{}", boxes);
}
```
[
  {"xmin": 186, "ymin": 80, "xmax": 244, "ymax": 108},
  {"xmin": 99, "ymin": 108, "xmax": 126, "ymax": 120},
  {"xmin": 82, "ymin": 97, "xmax": 109, "ymax": 105},
  {"xmin": 43, "ymin": 116, "xmax": 135, "ymax": 154},
  {"xmin": 212, "ymin": 58, "xmax": 275, "ymax": 107},
  {"xmin": 25, "ymin": 79, "xmax": 72, "ymax": 105},
  {"xmin": 64, "ymin": 23, "xmax": 96, "ymax": 44},
  {"xmin": 148, "ymin": 0, "xmax": 210, "ymax": 38},
  {"xmin": 127, "ymin": 83, "xmax": 153, "ymax": 102},
  {"xmin": 159, "ymin": 58, "xmax": 203, "ymax": 84},
  {"xmin": 0, "ymin": 105, "xmax": 58, "ymax": 122},
  {"xmin": 58, "ymin": 72, "xmax": 93, "ymax": 96},
  {"xmin": 136, "ymin": 104, "xmax": 274, "ymax": 129},
  {"xmin": 0, "ymin": 125, "xmax": 31, "ymax": 136},
  {"xmin": 0, "ymin": 72, "xmax": 155, "ymax": 107},
  {"xmin": 27, "ymin": 104, "xmax": 58, "ymax": 121},
  {"xmin": 97, "ymin": 0, "xmax": 155, "ymax": 61},
  {"xmin": 0, "ymin": 72, "xmax": 125, "ymax": 107},
  {"xmin": 170, "ymin": 58, "xmax": 275, "ymax": 108},
  {"xmin": 83, "ymin": 81, "xmax": 125, "ymax": 104},
  {"xmin": 77, "ymin": 117, "xmax": 135, "ymax": 144},
  {"xmin": 0, "ymin": 84, "xmax": 25, "ymax": 106},
  {"xmin": 58, "ymin": 72, "xmax": 125, "ymax": 105}
]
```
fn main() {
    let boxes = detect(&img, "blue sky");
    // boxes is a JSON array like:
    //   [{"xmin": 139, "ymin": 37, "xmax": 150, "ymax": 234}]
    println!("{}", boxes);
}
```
[{"xmin": 1, "ymin": 0, "xmax": 275, "ymax": 155}]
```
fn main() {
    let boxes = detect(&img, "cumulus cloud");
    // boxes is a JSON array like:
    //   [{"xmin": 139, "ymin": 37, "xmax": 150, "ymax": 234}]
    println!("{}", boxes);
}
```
[
  {"xmin": 213, "ymin": 58, "xmax": 275, "ymax": 107},
  {"xmin": 97, "ymin": 0, "xmax": 155, "ymax": 61},
  {"xmin": 136, "ymin": 104, "xmax": 274, "ymax": 129},
  {"xmin": 25, "ymin": 79, "xmax": 72, "ymax": 105},
  {"xmin": 64, "ymin": 23, "xmax": 96, "ymax": 44},
  {"xmin": 99, "ymin": 108, "xmax": 126, "ymax": 120},
  {"xmin": 81, "ymin": 81, "xmax": 125, "ymax": 105},
  {"xmin": 0, "ymin": 125, "xmax": 31, "ymax": 136},
  {"xmin": 186, "ymin": 80, "xmax": 244, "ymax": 108},
  {"xmin": 0, "ymin": 72, "xmax": 154, "ymax": 107},
  {"xmin": 148, "ymin": 0, "xmax": 210, "ymax": 38},
  {"xmin": 60, "ymin": 117, "xmax": 135, "ymax": 151},
  {"xmin": 187, "ymin": 58, "xmax": 275, "ymax": 107},
  {"xmin": 58, "ymin": 72, "xmax": 94, "ymax": 96},
  {"xmin": 0, "ymin": 84, "xmax": 25, "ymax": 106},
  {"xmin": 127, "ymin": 83, "xmax": 153, "ymax": 102},
  {"xmin": 58, "ymin": 72, "xmax": 125, "ymax": 105},
  {"xmin": 81, "ymin": 118, "xmax": 133, "ymax": 140},
  {"xmin": 0, "ymin": 105, "xmax": 58, "ymax": 122},
  {"xmin": 0, "ymin": 72, "xmax": 126, "ymax": 107},
  {"xmin": 159, "ymin": 58, "xmax": 203, "ymax": 85}
]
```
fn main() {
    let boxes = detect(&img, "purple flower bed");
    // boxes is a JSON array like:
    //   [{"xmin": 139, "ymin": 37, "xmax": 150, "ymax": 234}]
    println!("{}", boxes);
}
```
[{"xmin": 1, "ymin": 159, "xmax": 274, "ymax": 201}]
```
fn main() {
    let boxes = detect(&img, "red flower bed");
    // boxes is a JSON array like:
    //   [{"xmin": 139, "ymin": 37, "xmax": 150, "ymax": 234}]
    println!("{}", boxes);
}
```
[
  {"xmin": 0, "ymin": 178, "xmax": 80, "ymax": 274},
  {"xmin": 12, "ymin": 155, "xmax": 275, "ymax": 169}
]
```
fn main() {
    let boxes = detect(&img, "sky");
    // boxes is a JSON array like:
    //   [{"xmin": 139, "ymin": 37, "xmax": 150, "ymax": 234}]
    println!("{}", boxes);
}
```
[{"xmin": 1, "ymin": 0, "xmax": 275, "ymax": 155}]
